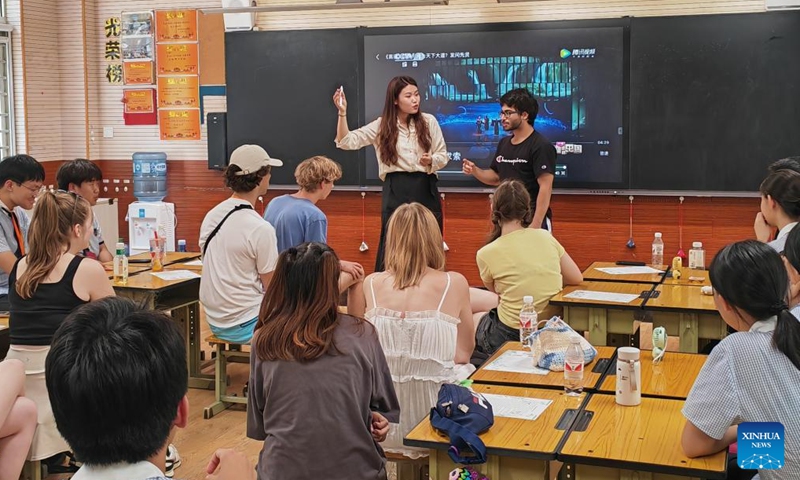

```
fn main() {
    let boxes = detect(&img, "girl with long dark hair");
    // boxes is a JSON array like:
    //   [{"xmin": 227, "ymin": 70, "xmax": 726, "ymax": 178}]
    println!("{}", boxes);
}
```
[{"xmin": 334, "ymin": 76, "xmax": 448, "ymax": 271}]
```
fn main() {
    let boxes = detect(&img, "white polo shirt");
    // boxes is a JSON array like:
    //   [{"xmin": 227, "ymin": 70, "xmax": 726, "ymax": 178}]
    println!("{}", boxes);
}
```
[
  {"xmin": 71, "ymin": 460, "xmax": 165, "ymax": 480},
  {"xmin": 199, "ymin": 198, "xmax": 279, "ymax": 328}
]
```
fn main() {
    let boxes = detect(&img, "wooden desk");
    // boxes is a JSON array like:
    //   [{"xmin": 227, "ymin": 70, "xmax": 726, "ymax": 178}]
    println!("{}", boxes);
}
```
[
  {"xmin": 644, "ymin": 285, "xmax": 727, "ymax": 353},
  {"xmin": 583, "ymin": 262, "xmax": 665, "ymax": 284},
  {"xmin": 105, "ymin": 264, "xmax": 151, "ymax": 279},
  {"xmin": 663, "ymin": 268, "xmax": 711, "ymax": 287},
  {"xmin": 559, "ymin": 394, "xmax": 727, "ymax": 479},
  {"xmin": 405, "ymin": 384, "xmax": 583, "ymax": 479},
  {"xmin": 165, "ymin": 260, "xmax": 203, "ymax": 272},
  {"xmin": 597, "ymin": 350, "xmax": 707, "ymax": 400},
  {"xmin": 127, "ymin": 251, "xmax": 201, "ymax": 266},
  {"xmin": 112, "ymin": 272, "xmax": 210, "ymax": 390},
  {"xmin": 0, "ymin": 314, "xmax": 8, "ymax": 327},
  {"xmin": 472, "ymin": 342, "xmax": 616, "ymax": 392},
  {"xmin": 550, "ymin": 282, "xmax": 650, "ymax": 347}
]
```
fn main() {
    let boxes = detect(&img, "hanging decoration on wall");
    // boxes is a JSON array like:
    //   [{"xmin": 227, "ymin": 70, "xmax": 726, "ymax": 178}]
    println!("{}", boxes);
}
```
[
  {"xmin": 122, "ymin": 89, "xmax": 158, "ymax": 126},
  {"xmin": 155, "ymin": 8, "xmax": 201, "ymax": 141},
  {"xmin": 104, "ymin": 17, "xmax": 123, "ymax": 84}
]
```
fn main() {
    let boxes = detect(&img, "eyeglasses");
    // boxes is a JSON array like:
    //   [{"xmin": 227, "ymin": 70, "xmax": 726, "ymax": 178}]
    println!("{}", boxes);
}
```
[
  {"xmin": 16, "ymin": 182, "xmax": 45, "ymax": 196},
  {"xmin": 499, "ymin": 110, "xmax": 520, "ymax": 118}
]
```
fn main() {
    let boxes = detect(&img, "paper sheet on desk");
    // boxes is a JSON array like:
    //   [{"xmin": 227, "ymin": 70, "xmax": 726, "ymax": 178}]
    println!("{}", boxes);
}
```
[
  {"xmin": 151, "ymin": 270, "xmax": 200, "ymax": 281},
  {"xmin": 481, "ymin": 394, "xmax": 552, "ymax": 421},
  {"xmin": 563, "ymin": 290, "xmax": 640, "ymax": 303},
  {"xmin": 183, "ymin": 259, "xmax": 203, "ymax": 266},
  {"xmin": 483, "ymin": 350, "xmax": 549, "ymax": 375},
  {"xmin": 595, "ymin": 266, "xmax": 663, "ymax": 275}
]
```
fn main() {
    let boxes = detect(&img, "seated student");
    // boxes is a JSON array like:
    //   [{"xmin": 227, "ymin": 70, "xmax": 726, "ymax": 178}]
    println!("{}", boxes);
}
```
[
  {"xmin": 361, "ymin": 202, "xmax": 475, "ymax": 459},
  {"xmin": 754, "ymin": 169, "xmax": 800, "ymax": 253},
  {"xmin": 199, "ymin": 145, "xmax": 281, "ymax": 344},
  {"xmin": 5, "ymin": 191, "xmax": 114, "ymax": 472},
  {"xmin": 0, "ymin": 154, "xmax": 44, "ymax": 311},
  {"xmin": 263, "ymin": 155, "xmax": 365, "ymax": 311},
  {"xmin": 45, "ymin": 297, "xmax": 255, "ymax": 480},
  {"xmin": 0, "ymin": 358, "xmax": 37, "ymax": 480},
  {"xmin": 681, "ymin": 240, "xmax": 800, "ymax": 480},
  {"xmin": 474, "ymin": 180, "xmax": 582, "ymax": 360},
  {"xmin": 247, "ymin": 242, "xmax": 399, "ymax": 480},
  {"xmin": 781, "ymin": 226, "xmax": 800, "ymax": 320},
  {"xmin": 56, "ymin": 158, "xmax": 112, "ymax": 262}
]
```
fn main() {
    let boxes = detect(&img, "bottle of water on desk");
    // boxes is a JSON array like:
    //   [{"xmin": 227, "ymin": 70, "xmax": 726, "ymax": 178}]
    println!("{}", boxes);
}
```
[
  {"xmin": 519, "ymin": 295, "xmax": 537, "ymax": 349},
  {"xmin": 651, "ymin": 232, "xmax": 664, "ymax": 267},
  {"xmin": 113, "ymin": 242, "xmax": 128, "ymax": 285},
  {"xmin": 564, "ymin": 337, "xmax": 584, "ymax": 396}
]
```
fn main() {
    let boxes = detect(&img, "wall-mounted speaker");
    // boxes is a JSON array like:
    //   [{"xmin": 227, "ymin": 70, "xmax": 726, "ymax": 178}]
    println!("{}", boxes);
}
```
[
  {"xmin": 222, "ymin": 0, "xmax": 255, "ymax": 31},
  {"xmin": 207, "ymin": 112, "xmax": 228, "ymax": 171}
]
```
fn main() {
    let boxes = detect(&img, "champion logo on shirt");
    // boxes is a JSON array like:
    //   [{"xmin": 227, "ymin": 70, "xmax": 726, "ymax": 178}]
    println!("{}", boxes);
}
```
[{"xmin": 495, "ymin": 155, "xmax": 528, "ymax": 164}]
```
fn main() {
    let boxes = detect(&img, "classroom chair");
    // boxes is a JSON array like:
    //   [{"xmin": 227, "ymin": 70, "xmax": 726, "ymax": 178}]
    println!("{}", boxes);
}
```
[
  {"xmin": 203, "ymin": 335, "xmax": 250, "ymax": 419},
  {"xmin": 385, "ymin": 451, "xmax": 428, "ymax": 480}
]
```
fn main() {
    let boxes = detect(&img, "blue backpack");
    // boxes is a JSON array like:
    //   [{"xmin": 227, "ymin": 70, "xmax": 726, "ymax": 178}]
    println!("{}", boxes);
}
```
[{"xmin": 429, "ymin": 384, "xmax": 494, "ymax": 465}]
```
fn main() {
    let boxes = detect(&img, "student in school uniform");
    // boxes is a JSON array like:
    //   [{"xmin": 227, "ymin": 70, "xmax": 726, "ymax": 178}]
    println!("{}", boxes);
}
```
[
  {"xmin": 779, "ymin": 226, "xmax": 800, "ymax": 320},
  {"xmin": 334, "ymin": 76, "xmax": 449, "ymax": 271},
  {"xmin": 45, "ymin": 297, "xmax": 255, "ymax": 480},
  {"xmin": 473, "ymin": 180, "xmax": 582, "ymax": 362},
  {"xmin": 56, "ymin": 158, "xmax": 112, "ymax": 262},
  {"xmin": 248, "ymin": 242, "xmax": 399, "ymax": 480},
  {"xmin": 263, "ymin": 155, "xmax": 365, "ymax": 313},
  {"xmin": 755, "ymin": 168, "xmax": 800, "ymax": 253},
  {"xmin": 0, "ymin": 155, "xmax": 44, "ymax": 311},
  {"xmin": 6, "ymin": 191, "xmax": 114, "ymax": 474},
  {"xmin": 462, "ymin": 88, "xmax": 557, "ymax": 231},
  {"xmin": 682, "ymin": 240, "xmax": 800, "ymax": 480}
]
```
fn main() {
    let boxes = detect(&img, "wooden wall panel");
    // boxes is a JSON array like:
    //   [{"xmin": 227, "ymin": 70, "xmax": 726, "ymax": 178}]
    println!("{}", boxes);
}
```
[{"xmin": 96, "ymin": 160, "xmax": 759, "ymax": 286}]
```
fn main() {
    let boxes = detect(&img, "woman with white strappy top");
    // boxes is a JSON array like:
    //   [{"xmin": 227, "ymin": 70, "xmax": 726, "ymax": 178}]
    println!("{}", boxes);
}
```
[{"xmin": 361, "ymin": 202, "xmax": 475, "ymax": 459}]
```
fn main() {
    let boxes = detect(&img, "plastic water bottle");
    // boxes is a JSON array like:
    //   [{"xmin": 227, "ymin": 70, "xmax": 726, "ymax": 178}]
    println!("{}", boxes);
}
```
[
  {"xmin": 113, "ymin": 242, "xmax": 128, "ymax": 285},
  {"xmin": 688, "ymin": 241, "xmax": 705, "ymax": 270},
  {"xmin": 651, "ymin": 232, "xmax": 664, "ymax": 267},
  {"xmin": 564, "ymin": 337, "xmax": 584, "ymax": 396},
  {"xmin": 519, "ymin": 295, "xmax": 537, "ymax": 349},
  {"xmin": 177, "ymin": 239, "xmax": 187, "ymax": 252}
]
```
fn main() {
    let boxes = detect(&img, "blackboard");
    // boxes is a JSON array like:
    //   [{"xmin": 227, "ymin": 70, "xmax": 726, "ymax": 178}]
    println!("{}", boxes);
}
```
[
  {"xmin": 630, "ymin": 11, "xmax": 800, "ymax": 191},
  {"xmin": 225, "ymin": 29, "xmax": 362, "ymax": 187}
]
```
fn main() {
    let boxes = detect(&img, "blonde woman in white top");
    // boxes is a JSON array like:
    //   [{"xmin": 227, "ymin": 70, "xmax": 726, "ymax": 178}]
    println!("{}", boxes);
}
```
[
  {"xmin": 334, "ymin": 76, "xmax": 448, "ymax": 271},
  {"xmin": 360, "ymin": 203, "xmax": 475, "ymax": 461}
]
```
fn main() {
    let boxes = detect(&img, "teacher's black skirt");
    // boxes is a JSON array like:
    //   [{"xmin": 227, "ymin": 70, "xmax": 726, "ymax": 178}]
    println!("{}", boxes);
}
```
[{"xmin": 375, "ymin": 171, "xmax": 442, "ymax": 272}]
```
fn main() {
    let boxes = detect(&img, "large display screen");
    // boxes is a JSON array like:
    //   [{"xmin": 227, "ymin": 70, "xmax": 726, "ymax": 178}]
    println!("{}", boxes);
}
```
[{"xmin": 363, "ymin": 26, "xmax": 626, "ymax": 186}]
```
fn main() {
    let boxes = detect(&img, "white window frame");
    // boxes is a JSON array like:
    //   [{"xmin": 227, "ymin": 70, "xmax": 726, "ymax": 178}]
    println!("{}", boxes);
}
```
[{"xmin": 0, "ymin": 29, "xmax": 14, "ymax": 158}]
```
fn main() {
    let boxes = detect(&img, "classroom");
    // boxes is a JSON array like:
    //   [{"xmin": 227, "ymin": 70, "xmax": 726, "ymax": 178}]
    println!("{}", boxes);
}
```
[{"xmin": 0, "ymin": 0, "xmax": 799, "ymax": 479}]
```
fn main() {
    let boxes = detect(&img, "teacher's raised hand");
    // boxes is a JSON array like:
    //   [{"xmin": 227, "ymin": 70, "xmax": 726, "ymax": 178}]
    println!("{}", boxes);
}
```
[{"xmin": 333, "ymin": 87, "xmax": 347, "ymax": 115}]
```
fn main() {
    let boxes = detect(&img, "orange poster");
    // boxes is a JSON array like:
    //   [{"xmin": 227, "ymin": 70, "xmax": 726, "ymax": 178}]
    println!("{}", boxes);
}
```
[
  {"xmin": 123, "ymin": 61, "xmax": 154, "ymax": 85},
  {"xmin": 157, "ymin": 76, "xmax": 199, "ymax": 108},
  {"xmin": 123, "ymin": 89, "xmax": 155, "ymax": 113},
  {"xmin": 156, "ymin": 43, "xmax": 199, "ymax": 75},
  {"xmin": 159, "ymin": 109, "xmax": 201, "ymax": 140},
  {"xmin": 155, "ymin": 9, "xmax": 198, "ymax": 42}
]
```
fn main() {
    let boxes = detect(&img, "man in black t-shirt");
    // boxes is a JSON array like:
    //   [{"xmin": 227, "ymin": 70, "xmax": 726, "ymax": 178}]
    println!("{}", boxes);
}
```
[{"xmin": 463, "ymin": 89, "xmax": 556, "ymax": 230}]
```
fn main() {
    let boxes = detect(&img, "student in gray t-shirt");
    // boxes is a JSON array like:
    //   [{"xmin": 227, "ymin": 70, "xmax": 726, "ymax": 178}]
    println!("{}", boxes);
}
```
[
  {"xmin": 247, "ymin": 243, "xmax": 399, "ymax": 480},
  {"xmin": 57, "ymin": 159, "xmax": 112, "ymax": 262},
  {"xmin": 0, "ymin": 155, "xmax": 45, "ymax": 310},
  {"xmin": 682, "ymin": 240, "xmax": 800, "ymax": 480},
  {"xmin": 263, "ymin": 155, "xmax": 367, "ymax": 314}
]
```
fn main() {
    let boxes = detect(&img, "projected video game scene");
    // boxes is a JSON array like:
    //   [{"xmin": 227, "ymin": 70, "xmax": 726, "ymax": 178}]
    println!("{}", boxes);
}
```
[{"xmin": 363, "ymin": 27, "xmax": 625, "ymax": 186}]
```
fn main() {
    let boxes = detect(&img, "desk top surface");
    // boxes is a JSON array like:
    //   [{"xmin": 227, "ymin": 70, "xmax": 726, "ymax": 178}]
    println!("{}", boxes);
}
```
[
  {"xmin": 583, "ymin": 262, "xmax": 665, "ymax": 284},
  {"xmin": 647, "ymin": 284, "xmax": 718, "ymax": 313},
  {"xmin": 405, "ymin": 383, "xmax": 583, "ymax": 460},
  {"xmin": 111, "ymin": 270, "xmax": 200, "ymax": 291},
  {"xmin": 472, "ymin": 342, "xmax": 616, "ymax": 391},
  {"xmin": 598, "ymin": 350, "xmax": 707, "ymax": 400},
  {"xmin": 662, "ymin": 268, "xmax": 711, "ymax": 287},
  {"xmin": 127, "ymin": 251, "xmax": 201, "ymax": 265},
  {"xmin": 550, "ymin": 281, "xmax": 650, "ymax": 309},
  {"xmin": 559, "ymin": 393, "xmax": 727, "ymax": 478}
]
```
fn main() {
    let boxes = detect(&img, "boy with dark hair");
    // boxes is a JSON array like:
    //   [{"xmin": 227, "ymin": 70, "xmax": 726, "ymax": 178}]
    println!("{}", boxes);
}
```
[
  {"xmin": 462, "ymin": 88, "xmax": 557, "ymax": 231},
  {"xmin": 0, "ymin": 154, "xmax": 45, "ymax": 310},
  {"xmin": 45, "ymin": 297, "xmax": 255, "ymax": 480},
  {"xmin": 200, "ymin": 145, "xmax": 282, "ymax": 343},
  {"xmin": 56, "ymin": 158, "xmax": 112, "ymax": 261}
]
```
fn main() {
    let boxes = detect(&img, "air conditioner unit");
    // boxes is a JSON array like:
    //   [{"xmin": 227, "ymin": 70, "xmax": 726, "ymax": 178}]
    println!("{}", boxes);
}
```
[
  {"xmin": 766, "ymin": 0, "xmax": 800, "ymax": 9},
  {"xmin": 222, "ymin": 0, "xmax": 255, "ymax": 32}
]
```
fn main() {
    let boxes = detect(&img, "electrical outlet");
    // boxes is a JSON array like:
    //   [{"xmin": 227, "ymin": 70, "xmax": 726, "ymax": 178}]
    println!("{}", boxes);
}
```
[{"xmin": 103, "ymin": 127, "xmax": 114, "ymax": 138}]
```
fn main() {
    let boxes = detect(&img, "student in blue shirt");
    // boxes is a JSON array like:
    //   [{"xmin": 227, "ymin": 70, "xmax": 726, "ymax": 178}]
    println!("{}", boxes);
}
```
[{"xmin": 264, "ymin": 155, "xmax": 366, "ymax": 314}]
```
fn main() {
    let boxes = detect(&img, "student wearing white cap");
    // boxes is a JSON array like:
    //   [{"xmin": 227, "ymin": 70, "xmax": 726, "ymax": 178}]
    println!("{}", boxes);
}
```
[{"xmin": 199, "ymin": 145, "xmax": 283, "ymax": 343}]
